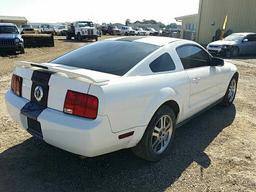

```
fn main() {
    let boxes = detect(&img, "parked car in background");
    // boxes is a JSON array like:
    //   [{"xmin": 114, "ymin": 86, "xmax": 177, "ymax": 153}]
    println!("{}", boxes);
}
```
[
  {"xmin": 121, "ymin": 26, "xmax": 136, "ymax": 36},
  {"xmin": 0, "ymin": 23, "xmax": 24, "ymax": 54},
  {"xmin": 5, "ymin": 36, "xmax": 238, "ymax": 161},
  {"xmin": 146, "ymin": 27, "xmax": 159, "ymax": 36},
  {"xmin": 134, "ymin": 28, "xmax": 147, "ymax": 36},
  {"xmin": 55, "ymin": 25, "xmax": 68, "ymax": 36},
  {"xmin": 66, "ymin": 21, "xmax": 98, "ymax": 41},
  {"xmin": 207, "ymin": 33, "xmax": 256, "ymax": 57},
  {"xmin": 162, "ymin": 28, "xmax": 180, "ymax": 38},
  {"xmin": 162, "ymin": 28, "xmax": 172, "ymax": 37},
  {"xmin": 21, "ymin": 24, "xmax": 38, "ymax": 34},
  {"xmin": 101, "ymin": 25, "xmax": 121, "ymax": 35},
  {"xmin": 39, "ymin": 24, "xmax": 55, "ymax": 35}
]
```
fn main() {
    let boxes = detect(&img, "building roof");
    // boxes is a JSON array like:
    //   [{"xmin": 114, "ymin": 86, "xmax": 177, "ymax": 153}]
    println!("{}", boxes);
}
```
[
  {"xmin": 175, "ymin": 14, "xmax": 198, "ymax": 22},
  {"xmin": 0, "ymin": 16, "xmax": 27, "ymax": 22}
]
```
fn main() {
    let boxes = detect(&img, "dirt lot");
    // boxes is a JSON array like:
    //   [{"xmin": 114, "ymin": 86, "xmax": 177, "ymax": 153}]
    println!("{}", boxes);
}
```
[{"xmin": 0, "ymin": 37, "xmax": 256, "ymax": 192}]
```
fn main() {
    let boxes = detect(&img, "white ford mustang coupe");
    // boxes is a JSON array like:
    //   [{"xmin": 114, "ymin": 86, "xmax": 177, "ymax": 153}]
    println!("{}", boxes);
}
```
[{"xmin": 5, "ymin": 36, "xmax": 238, "ymax": 161}]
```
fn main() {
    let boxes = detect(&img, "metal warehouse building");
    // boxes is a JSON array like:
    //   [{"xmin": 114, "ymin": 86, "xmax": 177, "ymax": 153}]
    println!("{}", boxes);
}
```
[
  {"xmin": 0, "ymin": 16, "xmax": 27, "ymax": 27},
  {"xmin": 197, "ymin": 0, "xmax": 256, "ymax": 44}
]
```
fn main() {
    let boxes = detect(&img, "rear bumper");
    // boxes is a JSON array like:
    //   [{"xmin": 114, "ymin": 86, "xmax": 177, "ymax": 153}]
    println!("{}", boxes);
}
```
[{"xmin": 5, "ymin": 90, "xmax": 137, "ymax": 157}]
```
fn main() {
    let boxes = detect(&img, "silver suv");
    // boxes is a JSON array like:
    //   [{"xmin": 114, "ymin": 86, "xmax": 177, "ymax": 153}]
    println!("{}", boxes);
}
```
[{"xmin": 207, "ymin": 33, "xmax": 256, "ymax": 57}]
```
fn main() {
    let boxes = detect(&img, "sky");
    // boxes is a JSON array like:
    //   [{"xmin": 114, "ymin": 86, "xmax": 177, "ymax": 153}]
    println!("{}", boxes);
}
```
[{"xmin": 0, "ymin": 0, "xmax": 199, "ymax": 24}]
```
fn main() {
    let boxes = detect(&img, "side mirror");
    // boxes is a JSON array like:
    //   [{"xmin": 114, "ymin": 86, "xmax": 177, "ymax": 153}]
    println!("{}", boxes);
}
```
[
  {"xmin": 243, "ymin": 38, "xmax": 249, "ymax": 43},
  {"xmin": 210, "ymin": 57, "xmax": 224, "ymax": 66}
]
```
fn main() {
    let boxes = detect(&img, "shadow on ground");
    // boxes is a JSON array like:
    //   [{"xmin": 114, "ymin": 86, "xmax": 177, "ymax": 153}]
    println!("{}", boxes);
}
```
[
  {"xmin": 0, "ymin": 105, "xmax": 236, "ymax": 192},
  {"xmin": 0, "ymin": 52, "xmax": 19, "ymax": 57}
]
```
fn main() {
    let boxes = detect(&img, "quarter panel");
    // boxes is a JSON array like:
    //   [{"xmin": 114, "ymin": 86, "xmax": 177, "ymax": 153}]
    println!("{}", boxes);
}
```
[{"xmin": 103, "ymin": 71, "xmax": 189, "ymax": 133}]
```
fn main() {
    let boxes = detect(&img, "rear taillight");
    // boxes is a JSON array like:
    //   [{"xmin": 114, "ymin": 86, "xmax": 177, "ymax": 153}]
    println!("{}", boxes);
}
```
[
  {"xmin": 11, "ymin": 74, "xmax": 22, "ymax": 97},
  {"xmin": 63, "ymin": 90, "xmax": 99, "ymax": 119}
]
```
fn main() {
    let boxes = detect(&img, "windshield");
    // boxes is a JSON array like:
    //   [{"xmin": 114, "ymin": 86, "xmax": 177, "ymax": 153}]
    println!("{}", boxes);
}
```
[
  {"xmin": 41, "ymin": 24, "xmax": 52, "ymax": 28},
  {"xmin": 78, "ymin": 22, "xmax": 93, "ymax": 27},
  {"xmin": 224, "ymin": 34, "xmax": 245, "ymax": 41},
  {"xmin": 51, "ymin": 40, "xmax": 159, "ymax": 76},
  {"xmin": 22, "ymin": 25, "xmax": 32, "ymax": 28},
  {"xmin": 0, "ymin": 26, "xmax": 19, "ymax": 34}
]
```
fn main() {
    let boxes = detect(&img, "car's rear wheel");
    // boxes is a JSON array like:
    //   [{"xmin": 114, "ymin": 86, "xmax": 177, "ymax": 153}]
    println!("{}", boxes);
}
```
[
  {"xmin": 221, "ymin": 75, "xmax": 238, "ymax": 106},
  {"xmin": 132, "ymin": 105, "xmax": 176, "ymax": 161}
]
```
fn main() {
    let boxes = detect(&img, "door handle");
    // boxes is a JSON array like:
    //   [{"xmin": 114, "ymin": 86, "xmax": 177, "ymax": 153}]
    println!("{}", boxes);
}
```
[{"xmin": 192, "ymin": 77, "xmax": 201, "ymax": 83}]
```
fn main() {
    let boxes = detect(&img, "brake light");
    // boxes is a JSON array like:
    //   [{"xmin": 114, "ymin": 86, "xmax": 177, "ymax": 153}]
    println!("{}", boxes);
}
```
[
  {"xmin": 11, "ymin": 74, "xmax": 22, "ymax": 97},
  {"xmin": 63, "ymin": 90, "xmax": 98, "ymax": 119}
]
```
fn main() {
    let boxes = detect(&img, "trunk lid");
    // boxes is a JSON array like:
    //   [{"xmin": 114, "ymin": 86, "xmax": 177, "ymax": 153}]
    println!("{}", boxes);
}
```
[{"xmin": 14, "ymin": 61, "xmax": 119, "ymax": 114}]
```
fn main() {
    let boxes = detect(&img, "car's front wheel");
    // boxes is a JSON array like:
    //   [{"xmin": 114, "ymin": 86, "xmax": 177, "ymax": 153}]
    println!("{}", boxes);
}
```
[
  {"xmin": 221, "ymin": 74, "xmax": 238, "ymax": 106},
  {"xmin": 76, "ymin": 33, "xmax": 82, "ymax": 41},
  {"xmin": 20, "ymin": 47, "xmax": 25, "ymax": 54},
  {"xmin": 132, "ymin": 105, "xmax": 176, "ymax": 161},
  {"xmin": 226, "ymin": 47, "xmax": 239, "ymax": 58}
]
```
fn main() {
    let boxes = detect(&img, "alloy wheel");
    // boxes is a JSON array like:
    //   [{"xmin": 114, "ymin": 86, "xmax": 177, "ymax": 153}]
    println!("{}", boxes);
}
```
[{"xmin": 151, "ymin": 115, "xmax": 173, "ymax": 154}]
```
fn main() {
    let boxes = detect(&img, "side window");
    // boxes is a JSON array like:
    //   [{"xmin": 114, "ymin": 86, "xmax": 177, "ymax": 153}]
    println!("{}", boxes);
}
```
[
  {"xmin": 247, "ymin": 35, "xmax": 256, "ymax": 42},
  {"xmin": 176, "ymin": 45, "xmax": 210, "ymax": 69},
  {"xmin": 149, "ymin": 53, "xmax": 176, "ymax": 73}
]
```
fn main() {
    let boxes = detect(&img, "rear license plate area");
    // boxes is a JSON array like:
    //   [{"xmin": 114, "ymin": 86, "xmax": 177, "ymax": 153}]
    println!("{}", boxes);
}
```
[{"xmin": 21, "ymin": 102, "xmax": 45, "ymax": 139}]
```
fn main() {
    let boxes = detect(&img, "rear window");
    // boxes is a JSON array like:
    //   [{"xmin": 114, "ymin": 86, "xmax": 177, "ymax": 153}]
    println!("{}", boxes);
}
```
[
  {"xmin": 149, "ymin": 53, "xmax": 176, "ymax": 73},
  {"xmin": 52, "ymin": 41, "xmax": 159, "ymax": 76}
]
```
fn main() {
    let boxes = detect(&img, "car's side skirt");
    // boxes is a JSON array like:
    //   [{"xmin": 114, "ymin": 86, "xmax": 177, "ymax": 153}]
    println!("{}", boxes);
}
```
[{"xmin": 176, "ymin": 98, "xmax": 224, "ymax": 129}]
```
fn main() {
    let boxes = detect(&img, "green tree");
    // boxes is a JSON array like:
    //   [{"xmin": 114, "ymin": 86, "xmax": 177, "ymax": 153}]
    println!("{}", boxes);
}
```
[{"xmin": 125, "ymin": 19, "xmax": 131, "ymax": 26}]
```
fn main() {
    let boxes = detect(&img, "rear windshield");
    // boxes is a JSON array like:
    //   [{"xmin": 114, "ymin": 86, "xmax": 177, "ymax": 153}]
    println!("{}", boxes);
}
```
[{"xmin": 52, "ymin": 40, "xmax": 159, "ymax": 76}]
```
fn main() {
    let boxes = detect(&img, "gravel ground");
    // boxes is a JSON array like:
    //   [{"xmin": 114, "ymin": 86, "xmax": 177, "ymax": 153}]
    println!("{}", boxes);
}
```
[{"xmin": 0, "ymin": 38, "xmax": 256, "ymax": 192}]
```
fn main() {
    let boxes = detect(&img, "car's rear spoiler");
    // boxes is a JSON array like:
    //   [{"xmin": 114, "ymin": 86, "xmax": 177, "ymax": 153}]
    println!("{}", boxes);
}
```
[{"xmin": 16, "ymin": 61, "xmax": 104, "ymax": 84}]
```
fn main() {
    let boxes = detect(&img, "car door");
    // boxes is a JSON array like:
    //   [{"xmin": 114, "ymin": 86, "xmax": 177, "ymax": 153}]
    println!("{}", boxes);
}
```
[{"xmin": 176, "ymin": 45, "xmax": 226, "ymax": 116}]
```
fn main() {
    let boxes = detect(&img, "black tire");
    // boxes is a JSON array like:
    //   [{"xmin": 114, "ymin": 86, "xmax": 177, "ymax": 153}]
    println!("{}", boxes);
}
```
[
  {"xmin": 20, "ymin": 47, "xmax": 25, "ymax": 54},
  {"xmin": 225, "ymin": 50, "xmax": 231, "ymax": 58},
  {"xmin": 226, "ymin": 47, "xmax": 239, "ymax": 58},
  {"xmin": 221, "ymin": 74, "xmax": 238, "ymax": 106},
  {"xmin": 95, "ymin": 36, "xmax": 98, "ymax": 41},
  {"xmin": 232, "ymin": 47, "xmax": 239, "ymax": 57},
  {"xmin": 132, "ymin": 105, "xmax": 176, "ymax": 161},
  {"xmin": 76, "ymin": 33, "xmax": 82, "ymax": 41},
  {"xmin": 66, "ymin": 34, "xmax": 71, "ymax": 40}
]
